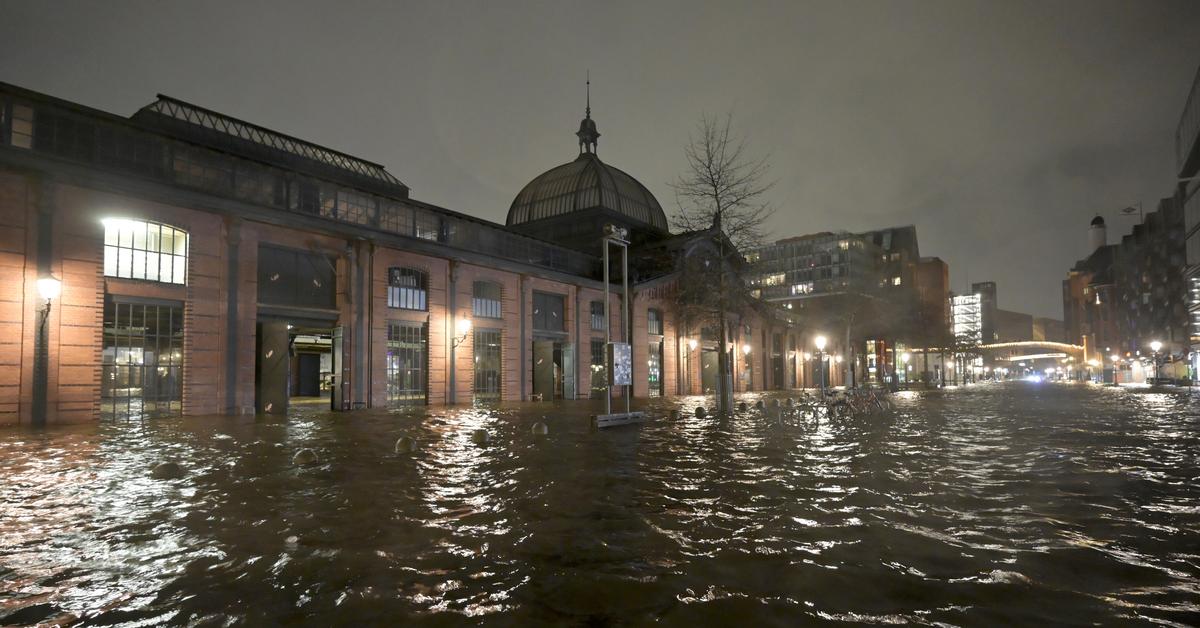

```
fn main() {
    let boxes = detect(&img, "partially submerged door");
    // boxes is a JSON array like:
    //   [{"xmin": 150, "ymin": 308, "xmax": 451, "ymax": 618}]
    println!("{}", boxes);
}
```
[
  {"xmin": 256, "ymin": 321, "xmax": 289, "ymax": 414},
  {"xmin": 562, "ymin": 343, "xmax": 575, "ymax": 400},
  {"xmin": 532, "ymin": 340, "xmax": 555, "ymax": 401}
]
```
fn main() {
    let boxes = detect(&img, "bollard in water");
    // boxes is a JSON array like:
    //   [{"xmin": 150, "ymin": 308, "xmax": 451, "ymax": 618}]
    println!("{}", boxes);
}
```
[
  {"xmin": 471, "ymin": 429, "xmax": 490, "ymax": 445},
  {"xmin": 292, "ymin": 449, "xmax": 319, "ymax": 466},
  {"xmin": 755, "ymin": 400, "xmax": 765, "ymax": 410},
  {"xmin": 150, "ymin": 461, "xmax": 185, "ymax": 479},
  {"xmin": 785, "ymin": 397, "xmax": 795, "ymax": 407},
  {"xmin": 738, "ymin": 402, "xmax": 748, "ymax": 412},
  {"xmin": 531, "ymin": 422, "xmax": 549, "ymax": 435},
  {"xmin": 669, "ymin": 409, "xmax": 681, "ymax": 420},
  {"xmin": 694, "ymin": 406, "xmax": 707, "ymax": 418},
  {"xmin": 394, "ymin": 436, "xmax": 417, "ymax": 454}
]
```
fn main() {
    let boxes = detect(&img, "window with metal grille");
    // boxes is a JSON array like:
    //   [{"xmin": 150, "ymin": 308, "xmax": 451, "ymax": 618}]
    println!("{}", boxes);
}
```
[
  {"xmin": 103, "ymin": 219, "xmax": 188, "ymax": 284},
  {"xmin": 388, "ymin": 267, "xmax": 428, "ymax": 310},
  {"xmin": 336, "ymin": 189, "xmax": 377, "ymax": 226},
  {"xmin": 590, "ymin": 338, "xmax": 607, "ymax": 398},
  {"xmin": 473, "ymin": 328, "xmax": 502, "ymax": 402},
  {"xmin": 647, "ymin": 308, "xmax": 663, "ymax": 336},
  {"xmin": 648, "ymin": 340, "xmax": 663, "ymax": 397},
  {"xmin": 386, "ymin": 321, "xmax": 427, "ymax": 406},
  {"xmin": 473, "ymin": 281, "xmax": 502, "ymax": 319},
  {"xmin": 101, "ymin": 299, "xmax": 183, "ymax": 420},
  {"xmin": 590, "ymin": 300, "xmax": 606, "ymax": 331}
]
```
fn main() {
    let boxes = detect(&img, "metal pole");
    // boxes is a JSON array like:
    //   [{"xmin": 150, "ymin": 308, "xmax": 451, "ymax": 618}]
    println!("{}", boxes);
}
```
[
  {"xmin": 33, "ymin": 300, "xmax": 49, "ymax": 427},
  {"xmin": 623, "ymin": 241, "xmax": 630, "ymax": 416},
  {"xmin": 603, "ymin": 238, "xmax": 611, "ymax": 417}
]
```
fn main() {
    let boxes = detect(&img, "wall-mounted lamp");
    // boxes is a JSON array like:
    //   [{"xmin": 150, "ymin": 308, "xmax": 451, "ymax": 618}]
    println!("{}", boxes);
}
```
[
  {"xmin": 742, "ymin": 344, "xmax": 752, "ymax": 356},
  {"xmin": 451, "ymin": 317, "xmax": 472, "ymax": 348},
  {"xmin": 37, "ymin": 275, "xmax": 62, "ymax": 302},
  {"xmin": 688, "ymin": 339, "xmax": 698, "ymax": 351}
]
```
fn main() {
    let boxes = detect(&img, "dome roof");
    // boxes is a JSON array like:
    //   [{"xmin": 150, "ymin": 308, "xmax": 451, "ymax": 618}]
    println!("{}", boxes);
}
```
[
  {"xmin": 506, "ymin": 152, "xmax": 668, "ymax": 231},
  {"xmin": 1091, "ymin": 215, "xmax": 1106, "ymax": 227}
]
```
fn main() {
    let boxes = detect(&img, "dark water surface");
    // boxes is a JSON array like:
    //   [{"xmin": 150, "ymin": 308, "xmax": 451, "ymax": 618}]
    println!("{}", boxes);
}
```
[{"xmin": 3, "ymin": 383, "xmax": 1200, "ymax": 626}]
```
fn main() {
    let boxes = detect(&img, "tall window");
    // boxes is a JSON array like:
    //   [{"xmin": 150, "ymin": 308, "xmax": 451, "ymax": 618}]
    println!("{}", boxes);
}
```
[
  {"xmin": 388, "ymin": 267, "xmax": 427, "ymax": 310},
  {"xmin": 647, "ymin": 308, "xmax": 663, "ymax": 336},
  {"xmin": 101, "ymin": 299, "xmax": 183, "ymax": 420},
  {"xmin": 590, "ymin": 338, "xmax": 607, "ymax": 398},
  {"xmin": 386, "ymin": 321, "xmax": 427, "ymax": 406},
  {"xmin": 473, "ymin": 328, "xmax": 502, "ymax": 402},
  {"xmin": 103, "ymin": 219, "xmax": 188, "ymax": 284},
  {"xmin": 591, "ymin": 300, "xmax": 606, "ymax": 331},
  {"xmin": 10, "ymin": 103, "xmax": 33, "ymax": 149},
  {"xmin": 473, "ymin": 281, "xmax": 502, "ymax": 319},
  {"xmin": 648, "ymin": 340, "xmax": 663, "ymax": 397},
  {"xmin": 532, "ymin": 291, "xmax": 565, "ymax": 332}
]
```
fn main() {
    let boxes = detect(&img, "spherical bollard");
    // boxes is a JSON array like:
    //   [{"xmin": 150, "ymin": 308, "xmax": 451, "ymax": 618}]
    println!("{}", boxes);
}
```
[
  {"xmin": 292, "ymin": 448, "xmax": 319, "ymax": 466},
  {"xmin": 737, "ymin": 402, "xmax": 748, "ymax": 412},
  {"xmin": 531, "ymin": 421, "xmax": 549, "ymax": 435},
  {"xmin": 471, "ymin": 429, "xmax": 490, "ymax": 445},
  {"xmin": 694, "ymin": 406, "xmax": 707, "ymax": 418},
  {"xmin": 669, "ymin": 409, "xmax": 681, "ymax": 420},
  {"xmin": 755, "ymin": 400, "xmax": 765, "ymax": 410},
  {"xmin": 150, "ymin": 461, "xmax": 185, "ymax": 479},
  {"xmin": 394, "ymin": 436, "xmax": 417, "ymax": 454}
]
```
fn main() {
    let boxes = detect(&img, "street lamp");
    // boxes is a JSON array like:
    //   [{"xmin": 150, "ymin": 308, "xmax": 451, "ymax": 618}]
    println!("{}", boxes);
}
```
[
  {"xmin": 814, "ymin": 335, "xmax": 828, "ymax": 394},
  {"xmin": 33, "ymin": 274, "xmax": 61, "ymax": 427}
]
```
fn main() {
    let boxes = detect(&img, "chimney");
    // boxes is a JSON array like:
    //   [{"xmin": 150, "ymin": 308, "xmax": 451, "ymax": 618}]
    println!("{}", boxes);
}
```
[{"xmin": 1089, "ymin": 215, "xmax": 1106, "ymax": 252}]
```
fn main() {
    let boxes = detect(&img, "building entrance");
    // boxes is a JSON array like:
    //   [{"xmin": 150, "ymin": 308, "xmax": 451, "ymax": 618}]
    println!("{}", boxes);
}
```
[
  {"xmin": 256, "ymin": 319, "xmax": 341, "ymax": 414},
  {"xmin": 532, "ymin": 340, "xmax": 574, "ymax": 400}
]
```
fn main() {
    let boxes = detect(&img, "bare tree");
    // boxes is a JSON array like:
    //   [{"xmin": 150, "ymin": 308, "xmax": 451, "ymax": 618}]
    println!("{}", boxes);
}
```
[{"xmin": 670, "ymin": 112, "xmax": 775, "ymax": 414}]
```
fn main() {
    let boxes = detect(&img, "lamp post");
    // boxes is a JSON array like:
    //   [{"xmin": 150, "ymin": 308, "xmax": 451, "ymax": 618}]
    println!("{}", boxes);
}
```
[
  {"xmin": 33, "ymin": 275, "xmax": 61, "ymax": 427},
  {"xmin": 901, "ymin": 352, "xmax": 911, "ymax": 388},
  {"xmin": 814, "ymin": 335, "xmax": 827, "ymax": 394}
]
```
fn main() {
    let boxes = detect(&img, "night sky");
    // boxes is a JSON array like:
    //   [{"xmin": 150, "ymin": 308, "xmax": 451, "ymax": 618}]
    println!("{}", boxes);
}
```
[{"xmin": 3, "ymin": 0, "xmax": 1199, "ymax": 318}]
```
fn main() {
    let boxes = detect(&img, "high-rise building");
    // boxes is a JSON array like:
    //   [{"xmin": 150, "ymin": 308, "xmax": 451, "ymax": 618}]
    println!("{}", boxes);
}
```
[{"xmin": 1177, "ymin": 62, "xmax": 1200, "ymax": 376}]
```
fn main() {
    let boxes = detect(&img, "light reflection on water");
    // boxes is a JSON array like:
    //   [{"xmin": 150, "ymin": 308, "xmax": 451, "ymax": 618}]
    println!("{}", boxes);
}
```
[{"xmin": 2, "ymin": 383, "xmax": 1199, "ymax": 625}]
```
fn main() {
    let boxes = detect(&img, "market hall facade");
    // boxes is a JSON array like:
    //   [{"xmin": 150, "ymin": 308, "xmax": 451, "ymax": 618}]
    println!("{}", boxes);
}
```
[{"xmin": 0, "ymin": 82, "xmax": 837, "ymax": 425}]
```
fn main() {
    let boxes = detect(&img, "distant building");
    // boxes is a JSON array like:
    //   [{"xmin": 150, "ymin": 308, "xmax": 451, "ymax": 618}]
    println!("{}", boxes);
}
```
[
  {"xmin": 971, "ymin": 281, "xmax": 998, "ymax": 344},
  {"xmin": 995, "ymin": 309, "xmax": 1034, "ymax": 342},
  {"xmin": 1033, "ymin": 317, "xmax": 1065, "ymax": 343},
  {"xmin": 750, "ymin": 225, "xmax": 929, "ymax": 386},
  {"xmin": 1063, "ymin": 215, "xmax": 1119, "ymax": 363},
  {"xmin": 1177, "ymin": 61, "xmax": 1200, "ymax": 376},
  {"xmin": 1112, "ymin": 196, "xmax": 1188, "ymax": 358}
]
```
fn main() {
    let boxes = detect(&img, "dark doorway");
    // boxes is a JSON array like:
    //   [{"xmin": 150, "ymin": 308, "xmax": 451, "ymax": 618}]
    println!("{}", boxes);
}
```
[
  {"xmin": 701, "ymin": 348, "xmax": 718, "ymax": 394},
  {"xmin": 296, "ymin": 353, "xmax": 321, "ymax": 397}
]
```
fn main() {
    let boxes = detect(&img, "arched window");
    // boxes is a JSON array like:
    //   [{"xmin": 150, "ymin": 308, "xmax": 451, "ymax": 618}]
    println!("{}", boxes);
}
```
[
  {"xmin": 387, "ymin": 267, "xmax": 427, "ymax": 310},
  {"xmin": 647, "ymin": 308, "xmax": 663, "ymax": 336},
  {"xmin": 472, "ymin": 281, "xmax": 502, "ymax": 319},
  {"xmin": 102, "ymin": 218, "xmax": 188, "ymax": 284}
]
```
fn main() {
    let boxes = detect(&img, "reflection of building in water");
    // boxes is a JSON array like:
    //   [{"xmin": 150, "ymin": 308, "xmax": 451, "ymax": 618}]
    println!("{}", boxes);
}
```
[{"xmin": 1, "ymin": 81, "xmax": 809, "ymax": 424}]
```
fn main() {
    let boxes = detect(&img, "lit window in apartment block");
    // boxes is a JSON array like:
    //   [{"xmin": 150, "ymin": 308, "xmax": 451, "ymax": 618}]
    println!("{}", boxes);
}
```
[{"xmin": 102, "ymin": 218, "xmax": 188, "ymax": 284}]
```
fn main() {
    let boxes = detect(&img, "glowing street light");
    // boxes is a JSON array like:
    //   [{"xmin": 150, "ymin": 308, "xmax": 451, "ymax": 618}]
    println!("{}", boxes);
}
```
[{"xmin": 814, "ymin": 335, "xmax": 827, "ymax": 351}]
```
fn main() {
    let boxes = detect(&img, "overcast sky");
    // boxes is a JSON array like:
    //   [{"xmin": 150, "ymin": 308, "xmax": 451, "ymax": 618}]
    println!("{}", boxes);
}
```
[{"xmin": 3, "ymin": 0, "xmax": 1199, "ymax": 318}]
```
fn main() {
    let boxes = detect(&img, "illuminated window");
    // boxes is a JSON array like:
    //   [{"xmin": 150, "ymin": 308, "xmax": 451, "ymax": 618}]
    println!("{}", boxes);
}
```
[
  {"xmin": 647, "ymin": 308, "xmax": 663, "ymax": 336},
  {"xmin": 388, "ymin": 267, "xmax": 428, "ymax": 310},
  {"xmin": 892, "ymin": 276, "xmax": 902, "ymax": 286},
  {"xmin": 103, "ymin": 219, "xmax": 188, "ymax": 284},
  {"xmin": 762, "ymin": 273, "xmax": 785, "ymax": 286},
  {"xmin": 472, "ymin": 281, "xmax": 502, "ymax": 319}
]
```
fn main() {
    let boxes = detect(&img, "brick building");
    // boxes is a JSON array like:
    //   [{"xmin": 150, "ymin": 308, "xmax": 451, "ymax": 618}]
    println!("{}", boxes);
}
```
[{"xmin": 0, "ymin": 82, "xmax": 797, "ymax": 425}]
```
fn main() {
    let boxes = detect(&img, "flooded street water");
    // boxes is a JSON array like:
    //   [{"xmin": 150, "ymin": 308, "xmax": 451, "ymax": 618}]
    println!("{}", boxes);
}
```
[{"xmin": 3, "ymin": 382, "xmax": 1200, "ymax": 626}]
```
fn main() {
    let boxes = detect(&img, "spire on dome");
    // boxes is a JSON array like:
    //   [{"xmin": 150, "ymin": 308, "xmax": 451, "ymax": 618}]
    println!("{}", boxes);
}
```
[{"xmin": 576, "ymin": 73, "xmax": 600, "ymax": 154}]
